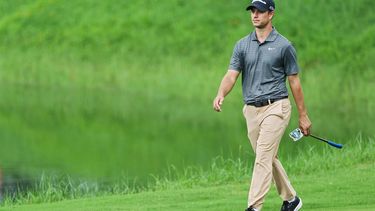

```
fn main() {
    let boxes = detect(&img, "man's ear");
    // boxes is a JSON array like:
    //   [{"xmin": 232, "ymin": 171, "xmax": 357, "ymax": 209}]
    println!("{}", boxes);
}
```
[{"xmin": 269, "ymin": 11, "xmax": 275, "ymax": 20}]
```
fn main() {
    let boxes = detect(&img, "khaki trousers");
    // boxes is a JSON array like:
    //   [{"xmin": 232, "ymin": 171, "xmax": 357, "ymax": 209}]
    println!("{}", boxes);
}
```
[{"xmin": 243, "ymin": 98, "xmax": 296, "ymax": 210}]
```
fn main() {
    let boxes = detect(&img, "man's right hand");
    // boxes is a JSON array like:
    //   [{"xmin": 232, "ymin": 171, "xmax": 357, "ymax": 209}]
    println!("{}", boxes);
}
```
[
  {"xmin": 213, "ymin": 96, "xmax": 224, "ymax": 112},
  {"xmin": 212, "ymin": 70, "xmax": 240, "ymax": 112}
]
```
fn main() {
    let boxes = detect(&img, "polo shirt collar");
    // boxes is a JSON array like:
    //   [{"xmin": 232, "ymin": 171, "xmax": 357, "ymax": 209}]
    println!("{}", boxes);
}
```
[{"xmin": 250, "ymin": 27, "xmax": 278, "ymax": 42}]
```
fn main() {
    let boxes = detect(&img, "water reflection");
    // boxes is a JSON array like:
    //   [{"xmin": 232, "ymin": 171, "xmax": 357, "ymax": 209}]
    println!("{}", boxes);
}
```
[{"xmin": 0, "ymin": 167, "xmax": 33, "ymax": 203}]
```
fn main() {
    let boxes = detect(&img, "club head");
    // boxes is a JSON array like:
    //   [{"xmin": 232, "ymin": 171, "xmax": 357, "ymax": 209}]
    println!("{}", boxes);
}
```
[{"xmin": 289, "ymin": 128, "xmax": 304, "ymax": 142}]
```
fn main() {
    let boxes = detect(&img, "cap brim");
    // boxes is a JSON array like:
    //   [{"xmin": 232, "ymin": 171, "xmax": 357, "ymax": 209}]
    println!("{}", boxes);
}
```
[{"xmin": 246, "ymin": 2, "xmax": 268, "ymax": 12}]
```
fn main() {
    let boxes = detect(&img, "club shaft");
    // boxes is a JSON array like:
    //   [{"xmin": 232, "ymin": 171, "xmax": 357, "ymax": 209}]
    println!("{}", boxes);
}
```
[
  {"xmin": 305, "ymin": 133, "xmax": 343, "ymax": 149},
  {"xmin": 309, "ymin": 134, "xmax": 328, "ymax": 143}
]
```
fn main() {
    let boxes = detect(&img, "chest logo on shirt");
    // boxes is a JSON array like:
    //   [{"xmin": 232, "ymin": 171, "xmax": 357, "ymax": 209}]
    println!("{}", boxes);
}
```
[{"xmin": 267, "ymin": 47, "xmax": 276, "ymax": 51}]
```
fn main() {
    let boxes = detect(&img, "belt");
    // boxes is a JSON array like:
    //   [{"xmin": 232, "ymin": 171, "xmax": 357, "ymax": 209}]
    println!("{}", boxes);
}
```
[{"xmin": 247, "ymin": 96, "xmax": 288, "ymax": 107}]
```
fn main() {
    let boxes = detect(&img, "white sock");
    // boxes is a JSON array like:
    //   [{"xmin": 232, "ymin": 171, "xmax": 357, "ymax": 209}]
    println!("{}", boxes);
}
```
[{"xmin": 288, "ymin": 197, "xmax": 296, "ymax": 203}]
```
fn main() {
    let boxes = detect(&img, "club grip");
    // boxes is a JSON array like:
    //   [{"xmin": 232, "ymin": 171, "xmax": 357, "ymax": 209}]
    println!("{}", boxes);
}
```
[{"xmin": 328, "ymin": 141, "xmax": 343, "ymax": 149}]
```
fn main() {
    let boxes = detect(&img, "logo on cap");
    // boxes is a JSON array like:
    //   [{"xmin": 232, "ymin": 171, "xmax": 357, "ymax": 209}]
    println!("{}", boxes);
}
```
[{"xmin": 252, "ymin": 0, "xmax": 267, "ymax": 5}]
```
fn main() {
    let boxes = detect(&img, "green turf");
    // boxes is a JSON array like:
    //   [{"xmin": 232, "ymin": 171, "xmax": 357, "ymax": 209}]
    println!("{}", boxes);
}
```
[
  {"xmin": 0, "ymin": 0, "xmax": 374, "ymax": 181},
  {"xmin": 2, "ymin": 162, "xmax": 374, "ymax": 210},
  {"xmin": 0, "ymin": 0, "xmax": 374, "ymax": 209}
]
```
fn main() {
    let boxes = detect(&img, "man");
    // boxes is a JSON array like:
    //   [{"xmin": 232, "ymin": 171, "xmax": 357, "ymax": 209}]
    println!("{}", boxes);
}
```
[{"xmin": 212, "ymin": 0, "xmax": 311, "ymax": 210}]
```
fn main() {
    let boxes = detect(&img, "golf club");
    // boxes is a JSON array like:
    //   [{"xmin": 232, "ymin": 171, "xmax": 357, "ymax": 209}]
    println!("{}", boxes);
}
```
[{"xmin": 289, "ymin": 128, "xmax": 343, "ymax": 149}]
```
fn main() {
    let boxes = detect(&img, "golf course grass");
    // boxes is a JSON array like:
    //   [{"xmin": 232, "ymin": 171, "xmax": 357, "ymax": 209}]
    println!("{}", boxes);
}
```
[
  {"xmin": 2, "ymin": 138, "xmax": 374, "ymax": 210},
  {"xmin": 1, "ymin": 0, "xmax": 374, "ymax": 182},
  {"xmin": 1, "ymin": 162, "xmax": 374, "ymax": 210},
  {"xmin": 0, "ymin": 0, "xmax": 374, "ymax": 209}
]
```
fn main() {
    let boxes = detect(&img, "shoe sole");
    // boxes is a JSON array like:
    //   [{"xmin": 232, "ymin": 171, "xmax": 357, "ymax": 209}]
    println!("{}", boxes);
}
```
[{"xmin": 294, "ymin": 198, "xmax": 302, "ymax": 211}]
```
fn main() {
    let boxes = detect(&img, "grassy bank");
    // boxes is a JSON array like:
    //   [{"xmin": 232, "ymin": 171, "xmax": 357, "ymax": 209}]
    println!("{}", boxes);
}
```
[
  {"xmin": 1, "ymin": 135, "xmax": 374, "ymax": 209},
  {"xmin": 3, "ymin": 164, "xmax": 374, "ymax": 210}
]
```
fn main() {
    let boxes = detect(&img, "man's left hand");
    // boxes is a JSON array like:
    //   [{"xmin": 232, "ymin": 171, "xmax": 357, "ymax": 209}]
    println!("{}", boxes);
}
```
[{"xmin": 299, "ymin": 114, "xmax": 312, "ymax": 136}]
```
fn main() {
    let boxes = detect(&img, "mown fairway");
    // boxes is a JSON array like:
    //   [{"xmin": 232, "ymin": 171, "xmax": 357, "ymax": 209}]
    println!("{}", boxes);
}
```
[{"xmin": 0, "ymin": 0, "xmax": 374, "ymax": 201}]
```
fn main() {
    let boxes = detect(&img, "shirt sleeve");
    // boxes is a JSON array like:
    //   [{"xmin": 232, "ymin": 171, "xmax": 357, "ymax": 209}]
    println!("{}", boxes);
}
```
[
  {"xmin": 228, "ymin": 41, "xmax": 243, "ymax": 72},
  {"xmin": 283, "ymin": 44, "xmax": 300, "ymax": 75}
]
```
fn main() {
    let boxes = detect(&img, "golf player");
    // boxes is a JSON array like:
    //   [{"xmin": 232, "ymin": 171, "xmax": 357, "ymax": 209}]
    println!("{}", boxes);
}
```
[{"xmin": 212, "ymin": 0, "xmax": 312, "ymax": 210}]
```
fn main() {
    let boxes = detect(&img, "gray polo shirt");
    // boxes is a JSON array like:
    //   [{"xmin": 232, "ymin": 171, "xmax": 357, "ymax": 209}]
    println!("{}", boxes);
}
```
[{"xmin": 228, "ymin": 28, "xmax": 299, "ymax": 104}]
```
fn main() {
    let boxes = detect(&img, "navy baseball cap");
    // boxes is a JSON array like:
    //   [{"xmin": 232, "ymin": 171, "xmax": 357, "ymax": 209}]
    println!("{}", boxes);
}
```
[{"xmin": 246, "ymin": 0, "xmax": 275, "ymax": 12}]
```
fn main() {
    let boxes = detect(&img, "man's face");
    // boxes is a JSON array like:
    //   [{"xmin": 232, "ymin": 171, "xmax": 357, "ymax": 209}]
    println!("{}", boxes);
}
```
[{"xmin": 250, "ymin": 8, "xmax": 274, "ymax": 28}]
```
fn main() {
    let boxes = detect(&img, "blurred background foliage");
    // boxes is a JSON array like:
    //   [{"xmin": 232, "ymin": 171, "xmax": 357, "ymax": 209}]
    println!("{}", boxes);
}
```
[{"xmin": 0, "ymin": 0, "xmax": 374, "ymax": 183}]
